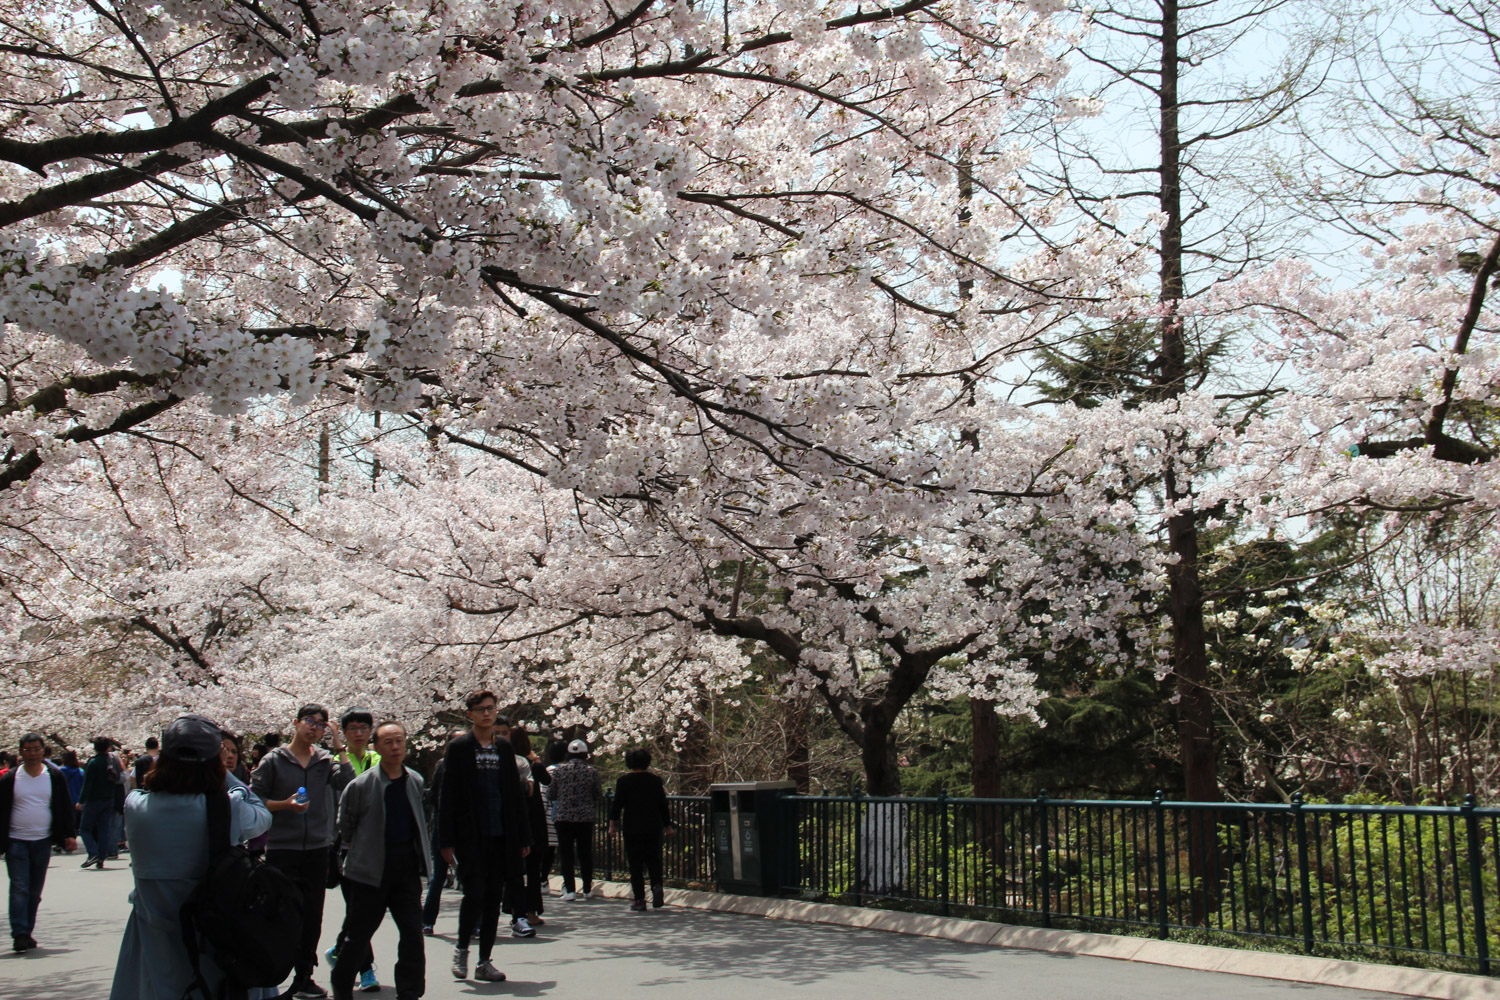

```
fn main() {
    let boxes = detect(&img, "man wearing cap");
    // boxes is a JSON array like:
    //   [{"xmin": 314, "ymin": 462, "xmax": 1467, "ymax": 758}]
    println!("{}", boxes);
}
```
[
  {"xmin": 251, "ymin": 703, "xmax": 354, "ymax": 1000},
  {"xmin": 549, "ymin": 739, "xmax": 602, "ymax": 902},
  {"xmin": 329, "ymin": 721, "xmax": 429, "ymax": 1000},
  {"xmin": 0, "ymin": 734, "xmax": 77, "ymax": 952},
  {"xmin": 437, "ymin": 691, "xmax": 531, "ymax": 983}
]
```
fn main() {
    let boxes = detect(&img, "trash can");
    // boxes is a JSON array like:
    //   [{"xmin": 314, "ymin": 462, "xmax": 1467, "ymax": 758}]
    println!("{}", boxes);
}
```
[{"xmin": 710, "ymin": 781, "xmax": 796, "ymax": 896}]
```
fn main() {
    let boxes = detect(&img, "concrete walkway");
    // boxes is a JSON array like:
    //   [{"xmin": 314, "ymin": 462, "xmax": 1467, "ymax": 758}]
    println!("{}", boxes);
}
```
[{"xmin": 0, "ymin": 855, "xmax": 1428, "ymax": 1000}]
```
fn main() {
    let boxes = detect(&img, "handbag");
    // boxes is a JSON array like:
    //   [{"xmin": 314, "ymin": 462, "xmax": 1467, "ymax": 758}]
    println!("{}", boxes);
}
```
[{"xmin": 326, "ymin": 835, "xmax": 343, "ymax": 889}]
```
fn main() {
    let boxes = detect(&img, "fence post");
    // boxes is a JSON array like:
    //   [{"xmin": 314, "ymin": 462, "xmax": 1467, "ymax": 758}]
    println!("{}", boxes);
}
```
[
  {"xmin": 1463, "ymin": 794, "xmax": 1490, "ymax": 976},
  {"xmin": 853, "ymin": 787, "xmax": 864, "ymax": 908},
  {"xmin": 1037, "ymin": 789, "xmax": 1051, "ymax": 929},
  {"xmin": 1154, "ymin": 790, "xmax": 1169, "ymax": 940},
  {"xmin": 1292, "ymin": 792, "xmax": 1314, "ymax": 954},
  {"xmin": 939, "ymin": 788, "xmax": 950, "ymax": 917}
]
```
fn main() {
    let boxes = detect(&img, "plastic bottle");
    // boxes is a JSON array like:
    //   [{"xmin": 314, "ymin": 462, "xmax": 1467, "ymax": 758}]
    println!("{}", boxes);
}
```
[{"xmin": 293, "ymin": 786, "xmax": 308, "ymax": 805}]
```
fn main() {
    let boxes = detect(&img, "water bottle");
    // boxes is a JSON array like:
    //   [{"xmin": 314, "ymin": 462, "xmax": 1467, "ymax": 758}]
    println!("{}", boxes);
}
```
[{"xmin": 294, "ymin": 786, "xmax": 308, "ymax": 805}]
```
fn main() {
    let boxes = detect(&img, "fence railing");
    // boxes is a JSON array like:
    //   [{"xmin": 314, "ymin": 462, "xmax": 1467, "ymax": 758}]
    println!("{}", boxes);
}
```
[{"xmin": 584, "ymin": 790, "xmax": 1497, "ymax": 976}]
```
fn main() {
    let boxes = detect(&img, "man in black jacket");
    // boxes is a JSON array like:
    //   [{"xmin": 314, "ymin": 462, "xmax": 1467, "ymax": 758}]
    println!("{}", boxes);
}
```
[
  {"xmin": 1, "ymin": 733, "xmax": 78, "ymax": 953},
  {"xmin": 437, "ymin": 691, "xmax": 531, "ymax": 984}
]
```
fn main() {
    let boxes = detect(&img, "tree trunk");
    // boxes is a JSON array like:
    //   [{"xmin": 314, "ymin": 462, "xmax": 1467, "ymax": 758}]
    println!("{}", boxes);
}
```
[
  {"xmin": 676, "ymin": 699, "xmax": 715, "ymax": 794},
  {"xmin": 861, "ymin": 713, "xmax": 902, "ymax": 796},
  {"xmin": 971, "ymin": 698, "xmax": 1001, "ymax": 797},
  {"xmin": 783, "ymin": 698, "xmax": 811, "ymax": 793}
]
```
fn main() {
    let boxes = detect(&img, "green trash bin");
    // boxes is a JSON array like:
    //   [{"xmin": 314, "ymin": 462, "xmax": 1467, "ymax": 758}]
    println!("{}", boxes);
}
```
[{"xmin": 710, "ymin": 781, "xmax": 796, "ymax": 896}]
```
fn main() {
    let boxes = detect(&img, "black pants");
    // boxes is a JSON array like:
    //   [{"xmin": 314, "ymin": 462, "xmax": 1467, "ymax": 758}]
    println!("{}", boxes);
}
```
[
  {"xmin": 524, "ymin": 844, "xmax": 549, "ymax": 915},
  {"xmin": 265, "ymin": 847, "xmax": 329, "ymax": 983},
  {"xmin": 624, "ymin": 832, "xmax": 664, "ymax": 903},
  {"xmin": 332, "ymin": 848, "xmax": 425, "ymax": 1000},
  {"xmin": 421, "ymin": 838, "xmax": 451, "ymax": 928},
  {"xmin": 455, "ymin": 836, "xmax": 511, "ymax": 960},
  {"xmin": 554, "ymin": 821, "xmax": 593, "ymax": 894}
]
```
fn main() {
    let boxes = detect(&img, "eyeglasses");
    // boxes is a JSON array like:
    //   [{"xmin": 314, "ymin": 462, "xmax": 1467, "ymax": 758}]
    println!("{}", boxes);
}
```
[
  {"xmin": 299, "ymin": 718, "xmax": 329, "ymax": 730},
  {"xmin": 343, "ymin": 724, "xmax": 371, "ymax": 733}
]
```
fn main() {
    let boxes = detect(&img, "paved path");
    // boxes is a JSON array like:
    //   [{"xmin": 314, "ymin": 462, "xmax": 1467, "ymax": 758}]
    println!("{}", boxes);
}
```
[{"xmin": 4, "ymin": 855, "xmax": 1405, "ymax": 1000}]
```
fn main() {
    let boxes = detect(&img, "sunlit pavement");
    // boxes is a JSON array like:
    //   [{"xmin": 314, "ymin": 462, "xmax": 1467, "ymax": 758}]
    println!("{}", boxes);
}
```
[{"xmin": 2, "ymin": 855, "xmax": 1403, "ymax": 1000}]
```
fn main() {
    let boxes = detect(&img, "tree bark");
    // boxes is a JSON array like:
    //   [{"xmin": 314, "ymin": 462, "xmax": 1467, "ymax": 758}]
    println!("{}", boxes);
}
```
[
  {"xmin": 971, "ymin": 698, "xmax": 1002, "ymax": 797},
  {"xmin": 783, "ymin": 698, "xmax": 811, "ymax": 793}
]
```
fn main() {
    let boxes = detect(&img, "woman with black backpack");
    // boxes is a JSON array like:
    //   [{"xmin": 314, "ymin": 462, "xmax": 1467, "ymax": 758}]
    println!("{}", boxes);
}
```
[{"xmin": 109, "ymin": 715, "xmax": 272, "ymax": 1000}]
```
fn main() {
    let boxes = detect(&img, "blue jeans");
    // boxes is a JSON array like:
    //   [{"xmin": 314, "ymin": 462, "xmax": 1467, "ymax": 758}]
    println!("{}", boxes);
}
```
[
  {"xmin": 421, "ymin": 839, "xmax": 450, "ymax": 927},
  {"xmin": 6, "ymin": 838, "xmax": 51, "ymax": 938},
  {"xmin": 78, "ymin": 801, "xmax": 114, "ymax": 860}
]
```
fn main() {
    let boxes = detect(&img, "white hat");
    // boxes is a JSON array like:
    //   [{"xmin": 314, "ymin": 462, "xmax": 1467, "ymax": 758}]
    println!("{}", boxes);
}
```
[{"xmin": 566, "ymin": 738, "xmax": 589, "ymax": 755}]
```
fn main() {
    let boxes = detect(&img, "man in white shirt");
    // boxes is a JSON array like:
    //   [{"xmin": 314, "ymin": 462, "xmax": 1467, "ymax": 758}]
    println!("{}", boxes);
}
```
[{"xmin": 1, "ymin": 733, "xmax": 78, "ymax": 953}]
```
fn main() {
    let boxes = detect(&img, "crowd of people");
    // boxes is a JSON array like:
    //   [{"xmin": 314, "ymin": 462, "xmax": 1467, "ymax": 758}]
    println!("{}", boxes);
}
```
[{"xmin": 0, "ymin": 689, "xmax": 677, "ymax": 1000}]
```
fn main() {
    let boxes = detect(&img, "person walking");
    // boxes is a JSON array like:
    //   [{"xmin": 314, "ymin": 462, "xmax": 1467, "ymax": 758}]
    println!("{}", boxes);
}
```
[
  {"xmin": 251, "ymin": 703, "xmax": 355, "ymax": 1000},
  {"xmin": 77, "ymin": 737, "xmax": 121, "ymax": 869},
  {"xmin": 131, "ymin": 737, "xmax": 160, "ymax": 789},
  {"xmin": 537, "ymin": 742, "xmax": 565, "ymax": 901},
  {"xmin": 493, "ymin": 718, "xmax": 536, "ymax": 939},
  {"xmin": 420, "ymin": 732, "xmax": 463, "ymax": 935},
  {"xmin": 329, "ymin": 722, "xmax": 430, "ymax": 1000},
  {"xmin": 506, "ymin": 726, "xmax": 549, "ymax": 928},
  {"xmin": 436, "ymin": 690, "xmax": 531, "ymax": 983},
  {"xmin": 57, "ymin": 750, "xmax": 85, "ymax": 810},
  {"xmin": 608, "ymin": 748, "xmax": 675, "ymax": 911},
  {"xmin": 108, "ymin": 714, "xmax": 272, "ymax": 1000},
  {"xmin": 1, "ymin": 734, "xmax": 78, "ymax": 952},
  {"xmin": 327, "ymin": 708, "xmax": 382, "ymax": 993},
  {"xmin": 550, "ymin": 739, "xmax": 601, "ymax": 901}
]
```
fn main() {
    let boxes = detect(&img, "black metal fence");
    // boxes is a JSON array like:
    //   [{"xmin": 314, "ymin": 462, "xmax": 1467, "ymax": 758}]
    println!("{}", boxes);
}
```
[{"xmin": 587, "ymin": 791, "xmax": 1498, "ymax": 976}]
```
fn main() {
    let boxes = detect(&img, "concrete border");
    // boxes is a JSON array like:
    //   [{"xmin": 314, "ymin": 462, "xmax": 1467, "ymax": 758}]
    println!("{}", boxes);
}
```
[{"xmin": 581, "ymin": 880, "xmax": 1498, "ymax": 999}]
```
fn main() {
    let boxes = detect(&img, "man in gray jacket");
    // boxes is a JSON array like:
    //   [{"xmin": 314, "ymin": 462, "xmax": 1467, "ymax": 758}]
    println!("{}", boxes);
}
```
[
  {"xmin": 330, "ymin": 720, "xmax": 430, "ymax": 1000},
  {"xmin": 251, "ymin": 703, "xmax": 355, "ymax": 1000}
]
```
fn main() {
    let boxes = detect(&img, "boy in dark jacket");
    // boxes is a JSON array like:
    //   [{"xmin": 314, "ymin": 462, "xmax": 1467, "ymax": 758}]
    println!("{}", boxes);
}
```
[
  {"xmin": 437, "ymin": 691, "xmax": 531, "ymax": 983},
  {"xmin": 607, "ymin": 748, "xmax": 674, "ymax": 910}
]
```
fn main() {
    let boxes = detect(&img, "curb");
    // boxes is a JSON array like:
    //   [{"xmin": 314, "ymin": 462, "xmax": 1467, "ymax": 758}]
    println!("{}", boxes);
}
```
[{"xmin": 577, "ymin": 879, "xmax": 1497, "ymax": 999}]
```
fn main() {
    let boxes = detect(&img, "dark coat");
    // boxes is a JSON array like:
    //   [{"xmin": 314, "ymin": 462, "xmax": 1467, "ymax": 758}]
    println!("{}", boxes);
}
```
[
  {"xmin": 0, "ymin": 762, "xmax": 78, "ymax": 851},
  {"xmin": 437, "ymin": 733, "xmax": 532, "ymax": 874}
]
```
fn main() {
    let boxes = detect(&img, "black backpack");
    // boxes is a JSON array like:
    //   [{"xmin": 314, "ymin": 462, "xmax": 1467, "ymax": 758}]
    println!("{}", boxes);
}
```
[{"xmin": 180, "ymin": 786, "xmax": 304, "ymax": 1000}]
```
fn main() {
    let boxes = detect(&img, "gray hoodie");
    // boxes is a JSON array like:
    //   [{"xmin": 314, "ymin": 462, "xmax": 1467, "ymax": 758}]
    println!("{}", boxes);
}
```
[{"xmin": 250, "ymin": 744, "xmax": 354, "ymax": 852}]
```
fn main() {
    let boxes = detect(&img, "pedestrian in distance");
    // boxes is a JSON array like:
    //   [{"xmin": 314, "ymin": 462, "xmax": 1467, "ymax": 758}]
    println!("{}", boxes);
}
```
[
  {"xmin": 250, "ymin": 703, "xmax": 355, "ymax": 1000},
  {"xmin": 550, "ymin": 738, "xmax": 602, "ymax": 901},
  {"xmin": 1, "ymin": 733, "xmax": 78, "ymax": 952},
  {"xmin": 506, "ymin": 725, "xmax": 549, "ymax": 928},
  {"xmin": 131, "ymin": 737, "xmax": 160, "ymax": 789},
  {"xmin": 493, "ymin": 717, "xmax": 537, "ymax": 939},
  {"xmin": 78, "ymin": 736, "xmax": 122, "ymax": 869},
  {"xmin": 436, "ymin": 690, "xmax": 532, "ymax": 983},
  {"xmin": 608, "ymin": 747, "xmax": 675, "ymax": 911},
  {"xmin": 420, "ymin": 731, "xmax": 464, "ymax": 935},
  {"xmin": 108, "ymin": 714, "xmax": 272, "ymax": 1000},
  {"xmin": 329, "ymin": 721, "xmax": 431, "ymax": 1000}
]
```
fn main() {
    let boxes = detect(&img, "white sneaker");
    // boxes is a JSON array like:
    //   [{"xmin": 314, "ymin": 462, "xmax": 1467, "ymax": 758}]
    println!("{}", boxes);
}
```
[
  {"xmin": 559, "ymin": 891, "xmax": 578, "ymax": 901},
  {"xmin": 451, "ymin": 947, "xmax": 469, "ymax": 980},
  {"xmin": 510, "ymin": 916, "xmax": 536, "ymax": 938}
]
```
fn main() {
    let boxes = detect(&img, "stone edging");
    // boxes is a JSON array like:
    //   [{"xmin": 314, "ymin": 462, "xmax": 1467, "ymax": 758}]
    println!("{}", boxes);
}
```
[{"xmin": 579, "ymin": 879, "xmax": 1497, "ymax": 999}]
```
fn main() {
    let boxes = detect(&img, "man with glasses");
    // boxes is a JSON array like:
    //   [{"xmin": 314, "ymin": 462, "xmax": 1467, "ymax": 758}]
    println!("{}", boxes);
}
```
[
  {"xmin": 252, "ymin": 703, "xmax": 355, "ymax": 999},
  {"xmin": 437, "ymin": 691, "xmax": 531, "ymax": 983}
]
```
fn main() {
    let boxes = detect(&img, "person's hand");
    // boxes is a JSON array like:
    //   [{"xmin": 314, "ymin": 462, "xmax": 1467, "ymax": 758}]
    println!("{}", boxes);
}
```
[
  {"xmin": 441, "ymin": 847, "xmax": 456, "ymax": 865},
  {"xmin": 607, "ymin": 821, "xmax": 617, "ymax": 836},
  {"xmin": 329, "ymin": 723, "xmax": 345, "ymax": 752},
  {"xmin": 282, "ymin": 796, "xmax": 310, "ymax": 813},
  {"xmin": 63, "ymin": 837, "xmax": 78, "ymax": 852}
]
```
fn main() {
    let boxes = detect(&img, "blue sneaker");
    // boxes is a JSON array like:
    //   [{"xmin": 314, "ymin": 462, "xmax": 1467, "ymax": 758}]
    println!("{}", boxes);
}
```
[
  {"xmin": 358, "ymin": 967, "xmax": 380, "ymax": 992},
  {"xmin": 325, "ymin": 944, "xmax": 339, "ymax": 966}
]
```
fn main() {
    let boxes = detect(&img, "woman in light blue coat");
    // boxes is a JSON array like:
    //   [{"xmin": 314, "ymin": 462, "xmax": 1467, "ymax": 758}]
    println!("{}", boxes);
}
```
[{"xmin": 108, "ymin": 716, "xmax": 272, "ymax": 1000}]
